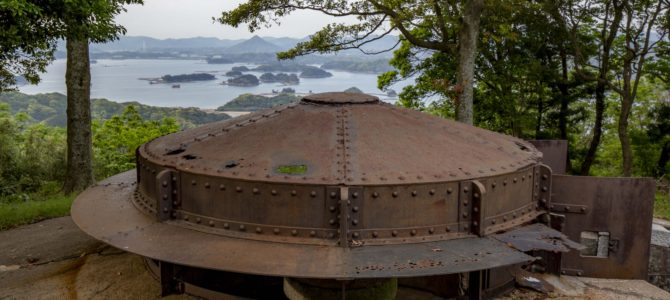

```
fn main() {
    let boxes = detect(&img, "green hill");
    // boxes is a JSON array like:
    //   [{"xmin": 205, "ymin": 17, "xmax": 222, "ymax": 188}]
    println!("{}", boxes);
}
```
[
  {"xmin": 216, "ymin": 93, "xmax": 300, "ymax": 112},
  {"xmin": 0, "ymin": 92, "xmax": 230, "ymax": 128}
]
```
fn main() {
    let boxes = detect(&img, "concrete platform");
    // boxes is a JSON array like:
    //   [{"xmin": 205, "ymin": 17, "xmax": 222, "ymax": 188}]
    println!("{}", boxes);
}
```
[{"xmin": 1, "ymin": 217, "xmax": 669, "ymax": 299}]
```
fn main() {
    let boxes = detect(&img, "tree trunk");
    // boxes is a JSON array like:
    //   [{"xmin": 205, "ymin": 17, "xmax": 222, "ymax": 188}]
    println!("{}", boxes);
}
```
[
  {"xmin": 618, "ymin": 103, "xmax": 633, "ymax": 176},
  {"xmin": 535, "ymin": 96, "xmax": 543, "ymax": 139},
  {"xmin": 558, "ymin": 47, "xmax": 572, "ymax": 173},
  {"xmin": 63, "ymin": 36, "xmax": 94, "ymax": 194},
  {"xmin": 579, "ymin": 82, "xmax": 605, "ymax": 175},
  {"xmin": 579, "ymin": 1, "xmax": 624, "ymax": 176},
  {"xmin": 455, "ymin": 0, "xmax": 483, "ymax": 125},
  {"xmin": 558, "ymin": 48, "xmax": 569, "ymax": 140},
  {"xmin": 658, "ymin": 141, "xmax": 670, "ymax": 177},
  {"xmin": 618, "ymin": 69, "xmax": 634, "ymax": 176}
]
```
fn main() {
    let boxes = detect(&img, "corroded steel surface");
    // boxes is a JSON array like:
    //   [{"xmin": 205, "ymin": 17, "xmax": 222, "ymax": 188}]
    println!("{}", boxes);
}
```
[
  {"xmin": 73, "ymin": 92, "xmax": 549, "ymax": 280},
  {"xmin": 552, "ymin": 175, "xmax": 655, "ymax": 279},
  {"xmin": 528, "ymin": 140, "xmax": 568, "ymax": 175},
  {"xmin": 141, "ymin": 95, "xmax": 541, "ymax": 186},
  {"xmin": 72, "ymin": 171, "xmax": 534, "ymax": 279},
  {"xmin": 492, "ymin": 223, "xmax": 584, "ymax": 253}
]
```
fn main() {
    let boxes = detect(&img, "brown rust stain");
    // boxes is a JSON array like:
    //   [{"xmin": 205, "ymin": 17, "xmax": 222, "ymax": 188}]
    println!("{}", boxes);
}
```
[{"xmin": 53, "ymin": 256, "xmax": 88, "ymax": 300}]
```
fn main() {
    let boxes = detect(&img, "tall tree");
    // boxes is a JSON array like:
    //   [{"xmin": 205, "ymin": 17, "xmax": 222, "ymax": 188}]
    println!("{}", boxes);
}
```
[
  {"xmin": 551, "ymin": 0, "xmax": 626, "ymax": 175},
  {"xmin": 610, "ymin": 0, "xmax": 667, "ymax": 176},
  {"xmin": 1, "ymin": 1, "xmax": 141, "ymax": 193},
  {"xmin": 218, "ymin": 0, "xmax": 484, "ymax": 124},
  {"xmin": 0, "ymin": 1, "xmax": 61, "ymax": 91},
  {"xmin": 60, "ymin": 0, "xmax": 142, "ymax": 193}
]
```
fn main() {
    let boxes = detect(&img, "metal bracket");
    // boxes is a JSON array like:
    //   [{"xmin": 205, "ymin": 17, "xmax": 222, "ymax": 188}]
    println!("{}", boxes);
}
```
[
  {"xmin": 471, "ymin": 181, "xmax": 486, "ymax": 236},
  {"xmin": 460, "ymin": 181, "xmax": 486, "ymax": 236},
  {"xmin": 533, "ymin": 164, "xmax": 552, "ymax": 211},
  {"xmin": 549, "ymin": 203, "xmax": 588, "ymax": 214},
  {"xmin": 609, "ymin": 239, "xmax": 620, "ymax": 253},
  {"xmin": 338, "ymin": 187, "xmax": 349, "ymax": 247},
  {"xmin": 156, "ymin": 169, "xmax": 177, "ymax": 221}
]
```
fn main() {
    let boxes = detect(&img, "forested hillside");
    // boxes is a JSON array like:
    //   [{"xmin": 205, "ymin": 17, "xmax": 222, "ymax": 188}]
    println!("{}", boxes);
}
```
[{"xmin": 0, "ymin": 92, "xmax": 229, "ymax": 128}]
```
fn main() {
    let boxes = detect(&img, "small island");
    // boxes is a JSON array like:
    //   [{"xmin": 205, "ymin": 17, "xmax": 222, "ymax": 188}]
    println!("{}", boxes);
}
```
[
  {"xmin": 161, "ymin": 73, "xmax": 216, "ymax": 83},
  {"xmin": 343, "ymin": 87, "xmax": 363, "ymax": 93},
  {"xmin": 225, "ymin": 70, "xmax": 243, "ymax": 77},
  {"xmin": 206, "ymin": 57, "xmax": 232, "ymax": 64},
  {"xmin": 260, "ymin": 72, "xmax": 300, "ymax": 85},
  {"xmin": 253, "ymin": 62, "xmax": 306, "ymax": 73},
  {"xmin": 231, "ymin": 66, "xmax": 249, "ymax": 72},
  {"xmin": 217, "ymin": 93, "xmax": 300, "ymax": 112},
  {"xmin": 226, "ymin": 74, "xmax": 260, "ymax": 87},
  {"xmin": 300, "ymin": 66, "xmax": 333, "ymax": 78}
]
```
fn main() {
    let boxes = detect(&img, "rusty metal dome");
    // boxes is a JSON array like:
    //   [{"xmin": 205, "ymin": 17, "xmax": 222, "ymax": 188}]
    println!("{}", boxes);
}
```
[{"xmin": 72, "ymin": 92, "xmax": 549, "ymax": 280}]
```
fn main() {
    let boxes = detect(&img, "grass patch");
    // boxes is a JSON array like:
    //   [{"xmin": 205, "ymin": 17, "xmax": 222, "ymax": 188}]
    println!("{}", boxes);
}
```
[
  {"xmin": 0, "ymin": 193, "xmax": 75, "ymax": 230},
  {"xmin": 654, "ymin": 192, "xmax": 670, "ymax": 220},
  {"xmin": 276, "ymin": 164, "xmax": 308, "ymax": 175}
]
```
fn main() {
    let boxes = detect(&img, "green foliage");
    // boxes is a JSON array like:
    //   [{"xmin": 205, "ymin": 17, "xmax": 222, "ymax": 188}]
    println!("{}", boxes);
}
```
[
  {"xmin": 0, "ymin": 0, "xmax": 58, "ymax": 90},
  {"xmin": 0, "ymin": 91, "xmax": 230, "ymax": 128},
  {"xmin": 217, "ymin": 93, "xmax": 300, "ymax": 111},
  {"xmin": 93, "ymin": 105, "xmax": 179, "ymax": 179},
  {"xmin": 655, "ymin": 192, "xmax": 670, "ymax": 220},
  {"xmin": 0, "ymin": 192, "xmax": 74, "ymax": 230},
  {"xmin": 0, "ymin": 103, "xmax": 66, "ymax": 196},
  {"xmin": 0, "ymin": 0, "xmax": 143, "ymax": 91},
  {"xmin": 0, "ymin": 102, "xmax": 180, "ymax": 195}
]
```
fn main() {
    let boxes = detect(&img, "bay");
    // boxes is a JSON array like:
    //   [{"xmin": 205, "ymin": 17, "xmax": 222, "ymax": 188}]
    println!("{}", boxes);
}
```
[{"xmin": 19, "ymin": 59, "xmax": 411, "ymax": 109}]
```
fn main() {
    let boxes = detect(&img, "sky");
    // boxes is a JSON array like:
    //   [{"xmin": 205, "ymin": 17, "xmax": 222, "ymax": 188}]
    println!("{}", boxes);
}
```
[{"xmin": 115, "ymin": 0, "xmax": 357, "ymax": 39}]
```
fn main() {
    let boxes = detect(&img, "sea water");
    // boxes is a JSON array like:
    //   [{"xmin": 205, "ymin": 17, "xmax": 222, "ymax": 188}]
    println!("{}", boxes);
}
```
[{"xmin": 19, "ymin": 59, "xmax": 412, "ymax": 109}]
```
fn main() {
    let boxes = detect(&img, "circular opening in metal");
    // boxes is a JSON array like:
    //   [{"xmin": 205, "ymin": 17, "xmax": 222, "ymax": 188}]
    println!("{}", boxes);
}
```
[{"xmin": 301, "ymin": 92, "xmax": 379, "ymax": 105}]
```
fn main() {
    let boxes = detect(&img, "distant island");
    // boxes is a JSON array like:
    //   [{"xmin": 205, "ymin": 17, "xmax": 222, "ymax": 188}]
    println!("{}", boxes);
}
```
[
  {"xmin": 231, "ymin": 66, "xmax": 249, "ymax": 72},
  {"xmin": 260, "ymin": 73, "xmax": 300, "ymax": 85},
  {"xmin": 321, "ymin": 59, "xmax": 394, "ymax": 74},
  {"xmin": 217, "ymin": 93, "xmax": 300, "ymax": 111},
  {"xmin": 344, "ymin": 87, "xmax": 364, "ymax": 93},
  {"xmin": 253, "ymin": 62, "xmax": 306, "ymax": 73},
  {"xmin": 0, "ymin": 92, "xmax": 230, "ymax": 128},
  {"xmin": 161, "ymin": 73, "xmax": 216, "ymax": 83},
  {"xmin": 225, "ymin": 70, "xmax": 243, "ymax": 77},
  {"xmin": 227, "ymin": 74, "xmax": 260, "ymax": 87},
  {"xmin": 300, "ymin": 66, "xmax": 333, "ymax": 78},
  {"xmin": 206, "ymin": 57, "xmax": 232, "ymax": 64}
]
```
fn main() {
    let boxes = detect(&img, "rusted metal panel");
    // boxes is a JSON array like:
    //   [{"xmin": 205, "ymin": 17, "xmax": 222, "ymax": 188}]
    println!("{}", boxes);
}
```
[
  {"xmin": 72, "ymin": 92, "xmax": 553, "ymax": 283},
  {"xmin": 72, "ymin": 171, "xmax": 536, "ymax": 279},
  {"xmin": 141, "ymin": 95, "xmax": 542, "ymax": 187},
  {"xmin": 552, "ymin": 175, "xmax": 655, "ymax": 279},
  {"xmin": 492, "ymin": 223, "xmax": 583, "ymax": 252},
  {"xmin": 528, "ymin": 140, "xmax": 568, "ymax": 175}
]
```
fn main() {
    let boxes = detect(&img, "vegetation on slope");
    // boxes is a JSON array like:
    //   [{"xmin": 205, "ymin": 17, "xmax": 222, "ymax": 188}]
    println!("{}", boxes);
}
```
[
  {"xmin": 0, "ymin": 92, "xmax": 229, "ymax": 128},
  {"xmin": 216, "ymin": 93, "xmax": 300, "ymax": 111},
  {"xmin": 0, "ymin": 104, "xmax": 182, "ymax": 229}
]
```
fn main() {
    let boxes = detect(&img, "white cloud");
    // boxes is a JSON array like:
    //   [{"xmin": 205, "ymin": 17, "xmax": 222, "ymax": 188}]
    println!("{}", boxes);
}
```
[{"xmin": 115, "ymin": 0, "xmax": 357, "ymax": 39}]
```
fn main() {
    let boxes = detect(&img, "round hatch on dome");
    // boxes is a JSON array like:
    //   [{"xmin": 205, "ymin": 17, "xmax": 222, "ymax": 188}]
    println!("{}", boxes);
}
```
[{"xmin": 301, "ymin": 92, "xmax": 379, "ymax": 105}]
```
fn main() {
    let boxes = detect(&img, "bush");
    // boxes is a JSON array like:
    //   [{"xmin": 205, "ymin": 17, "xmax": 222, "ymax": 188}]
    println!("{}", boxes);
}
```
[
  {"xmin": 0, "ymin": 103, "xmax": 66, "ymax": 196},
  {"xmin": 93, "ymin": 105, "xmax": 179, "ymax": 179}
]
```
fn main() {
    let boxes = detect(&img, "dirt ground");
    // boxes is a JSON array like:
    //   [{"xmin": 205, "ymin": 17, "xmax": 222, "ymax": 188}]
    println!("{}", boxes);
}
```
[{"xmin": 0, "ymin": 217, "xmax": 668, "ymax": 300}]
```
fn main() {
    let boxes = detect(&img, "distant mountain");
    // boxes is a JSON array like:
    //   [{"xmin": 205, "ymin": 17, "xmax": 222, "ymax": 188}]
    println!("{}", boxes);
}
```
[
  {"xmin": 224, "ymin": 36, "xmax": 282, "ymax": 54},
  {"xmin": 66, "ymin": 36, "xmax": 244, "ymax": 52},
  {"xmin": 74, "ymin": 34, "xmax": 399, "ymax": 57},
  {"xmin": 264, "ymin": 36, "xmax": 309, "ymax": 51}
]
